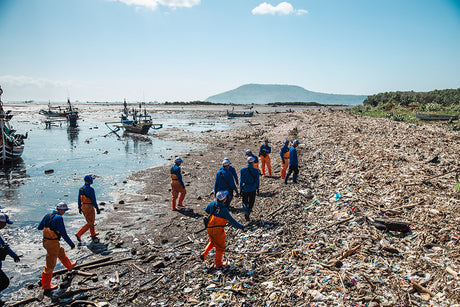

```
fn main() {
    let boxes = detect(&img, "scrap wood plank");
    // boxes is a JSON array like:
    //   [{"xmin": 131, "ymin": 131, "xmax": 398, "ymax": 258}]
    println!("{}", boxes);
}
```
[
  {"xmin": 53, "ymin": 256, "xmax": 112, "ymax": 276},
  {"xmin": 314, "ymin": 216, "xmax": 354, "ymax": 234}
]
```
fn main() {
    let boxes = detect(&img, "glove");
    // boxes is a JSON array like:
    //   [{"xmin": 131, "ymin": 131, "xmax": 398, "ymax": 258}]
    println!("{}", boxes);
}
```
[
  {"xmin": 70, "ymin": 243, "xmax": 76, "ymax": 250},
  {"xmin": 79, "ymin": 208, "xmax": 82, "ymax": 214},
  {"xmin": 96, "ymin": 208, "xmax": 101, "ymax": 214},
  {"xmin": 13, "ymin": 256, "xmax": 20, "ymax": 263}
]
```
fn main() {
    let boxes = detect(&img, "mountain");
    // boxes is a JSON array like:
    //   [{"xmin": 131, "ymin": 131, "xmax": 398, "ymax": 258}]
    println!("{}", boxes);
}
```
[{"xmin": 205, "ymin": 84, "xmax": 367, "ymax": 105}]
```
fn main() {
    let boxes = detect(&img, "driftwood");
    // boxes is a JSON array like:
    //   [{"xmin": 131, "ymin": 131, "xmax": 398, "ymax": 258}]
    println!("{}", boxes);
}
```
[
  {"xmin": 404, "ymin": 167, "xmax": 460, "ymax": 187},
  {"xmin": 314, "ymin": 216, "xmax": 354, "ymax": 234},
  {"xmin": 127, "ymin": 274, "xmax": 165, "ymax": 301},
  {"xmin": 53, "ymin": 256, "xmax": 112, "ymax": 276},
  {"xmin": 82, "ymin": 257, "xmax": 132, "ymax": 270},
  {"xmin": 373, "ymin": 218, "xmax": 410, "ymax": 233},
  {"xmin": 6, "ymin": 297, "xmax": 38, "ymax": 307},
  {"xmin": 132, "ymin": 263, "xmax": 146, "ymax": 274},
  {"xmin": 411, "ymin": 280, "xmax": 435, "ymax": 297},
  {"xmin": 75, "ymin": 270, "xmax": 97, "ymax": 277},
  {"xmin": 70, "ymin": 300, "xmax": 98, "ymax": 306}
]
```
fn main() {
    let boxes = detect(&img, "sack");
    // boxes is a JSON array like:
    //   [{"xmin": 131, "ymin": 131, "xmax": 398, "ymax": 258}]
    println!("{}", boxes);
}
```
[
  {"xmin": 0, "ymin": 244, "xmax": 9, "ymax": 261},
  {"xmin": 203, "ymin": 216, "xmax": 210, "ymax": 229}
]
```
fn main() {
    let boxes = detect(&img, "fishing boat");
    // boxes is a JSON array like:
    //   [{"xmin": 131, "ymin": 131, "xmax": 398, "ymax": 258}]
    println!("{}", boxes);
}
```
[
  {"xmin": 40, "ymin": 99, "xmax": 79, "ymax": 120},
  {"xmin": 66, "ymin": 98, "xmax": 79, "ymax": 126},
  {"xmin": 0, "ymin": 86, "xmax": 27, "ymax": 163},
  {"xmin": 106, "ymin": 100, "xmax": 162, "ymax": 136},
  {"xmin": 227, "ymin": 107, "xmax": 254, "ymax": 118},
  {"xmin": 415, "ymin": 113, "xmax": 458, "ymax": 121}
]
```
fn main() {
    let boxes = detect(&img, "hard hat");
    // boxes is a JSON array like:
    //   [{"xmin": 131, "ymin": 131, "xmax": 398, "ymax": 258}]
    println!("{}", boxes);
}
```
[
  {"xmin": 0, "ymin": 213, "xmax": 13, "ymax": 224},
  {"xmin": 223, "ymin": 158, "xmax": 232, "ymax": 164},
  {"xmin": 56, "ymin": 202, "xmax": 70, "ymax": 211},
  {"xmin": 174, "ymin": 157, "xmax": 183, "ymax": 163},
  {"xmin": 222, "ymin": 160, "xmax": 230, "ymax": 166},
  {"xmin": 84, "ymin": 175, "xmax": 95, "ymax": 184},
  {"xmin": 245, "ymin": 149, "xmax": 252, "ymax": 155},
  {"xmin": 247, "ymin": 156, "xmax": 255, "ymax": 163},
  {"xmin": 216, "ymin": 191, "xmax": 229, "ymax": 201}
]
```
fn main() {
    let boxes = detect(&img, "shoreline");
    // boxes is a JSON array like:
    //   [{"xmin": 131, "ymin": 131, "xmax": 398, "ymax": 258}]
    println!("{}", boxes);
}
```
[{"xmin": 6, "ymin": 107, "xmax": 460, "ymax": 306}]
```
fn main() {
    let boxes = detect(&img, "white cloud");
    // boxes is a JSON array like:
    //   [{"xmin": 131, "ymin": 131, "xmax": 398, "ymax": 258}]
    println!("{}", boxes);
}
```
[
  {"xmin": 252, "ymin": 2, "xmax": 308, "ymax": 16},
  {"xmin": 110, "ymin": 0, "xmax": 200, "ymax": 10},
  {"xmin": 0, "ymin": 75, "xmax": 73, "ymax": 88}
]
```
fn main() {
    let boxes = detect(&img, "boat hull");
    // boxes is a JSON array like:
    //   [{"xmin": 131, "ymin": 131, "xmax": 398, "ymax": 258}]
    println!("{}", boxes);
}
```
[{"xmin": 415, "ymin": 113, "xmax": 458, "ymax": 121}]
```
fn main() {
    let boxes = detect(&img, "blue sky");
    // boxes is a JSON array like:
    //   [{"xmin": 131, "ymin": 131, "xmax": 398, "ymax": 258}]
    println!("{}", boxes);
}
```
[{"xmin": 0, "ymin": 0, "xmax": 459, "ymax": 102}]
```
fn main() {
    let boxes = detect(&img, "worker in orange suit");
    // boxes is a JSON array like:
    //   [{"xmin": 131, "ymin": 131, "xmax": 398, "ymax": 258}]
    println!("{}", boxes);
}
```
[
  {"xmin": 37, "ymin": 202, "xmax": 76, "ymax": 291},
  {"xmin": 76, "ymin": 175, "xmax": 100, "ymax": 242},
  {"xmin": 259, "ymin": 138, "xmax": 272, "ymax": 177},
  {"xmin": 280, "ymin": 139, "xmax": 290, "ymax": 179},
  {"xmin": 170, "ymin": 157, "xmax": 186, "ymax": 211},
  {"xmin": 201, "ymin": 191, "xmax": 245, "ymax": 268}
]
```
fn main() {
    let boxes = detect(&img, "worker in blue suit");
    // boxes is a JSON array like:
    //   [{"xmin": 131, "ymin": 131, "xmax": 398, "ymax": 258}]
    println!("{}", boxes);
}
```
[
  {"xmin": 214, "ymin": 159, "xmax": 239, "ymax": 206},
  {"xmin": 285, "ymin": 140, "xmax": 300, "ymax": 184},
  {"xmin": 240, "ymin": 156, "xmax": 260, "ymax": 221},
  {"xmin": 223, "ymin": 158, "xmax": 238, "ymax": 187},
  {"xmin": 0, "ymin": 214, "xmax": 20, "ymax": 294}
]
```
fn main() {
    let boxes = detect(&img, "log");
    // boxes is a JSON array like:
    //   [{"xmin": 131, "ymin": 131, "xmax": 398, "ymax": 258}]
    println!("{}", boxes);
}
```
[{"xmin": 75, "ymin": 270, "xmax": 97, "ymax": 277}]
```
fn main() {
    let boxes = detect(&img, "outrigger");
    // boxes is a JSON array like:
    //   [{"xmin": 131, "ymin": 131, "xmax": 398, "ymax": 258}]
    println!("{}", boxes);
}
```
[
  {"xmin": 105, "ymin": 100, "xmax": 162, "ymax": 136},
  {"xmin": 0, "ymin": 85, "xmax": 27, "ymax": 164}
]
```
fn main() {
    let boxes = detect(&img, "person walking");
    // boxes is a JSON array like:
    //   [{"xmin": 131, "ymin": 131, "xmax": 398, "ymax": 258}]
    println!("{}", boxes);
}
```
[
  {"xmin": 284, "ymin": 140, "xmax": 300, "ymax": 184},
  {"xmin": 214, "ymin": 160, "xmax": 239, "ymax": 206},
  {"xmin": 0, "ymin": 214, "xmax": 20, "ymax": 294},
  {"xmin": 280, "ymin": 139, "xmax": 290, "ymax": 179},
  {"xmin": 223, "ymin": 158, "xmax": 238, "ymax": 187},
  {"xmin": 240, "ymin": 156, "xmax": 260, "ymax": 221},
  {"xmin": 38, "ymin": 202, "xmax": 76, "ymax": 291},
  {"xmin": 259, "ymin": 138, "xmax": 272, "ymax": 177},
  {"xmin": 76, "ymin": 175, "xmax": 100, "ymax": 242},
  {"xmin": 170, "ymin": 157, "xmax": 186, "ymax": 211},
  {"xmin": 201, "ymin": 191, "xmax": 245, "ymax": 268},
  {"xmin": 245, "ymin": 149, "xmax": 260, "ymax": 172}
]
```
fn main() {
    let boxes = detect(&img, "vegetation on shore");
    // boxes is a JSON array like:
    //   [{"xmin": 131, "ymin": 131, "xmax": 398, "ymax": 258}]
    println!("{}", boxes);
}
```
[
  {"xmin": 349, "ymin": 88, "xmax": 460, "ymax": 130},
  {"xmin": 267, "ymin": 101, "xmax": 343, "ymax": 107},
  {"xmin": 163, "ymin": 100, "xmax": 225, "ymax": 105}
]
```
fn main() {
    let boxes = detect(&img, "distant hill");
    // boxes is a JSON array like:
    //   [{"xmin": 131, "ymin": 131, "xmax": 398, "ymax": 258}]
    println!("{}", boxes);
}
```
[{"xmin": 205, "ymin": 84, "xmax": 367, "ymax": 105}]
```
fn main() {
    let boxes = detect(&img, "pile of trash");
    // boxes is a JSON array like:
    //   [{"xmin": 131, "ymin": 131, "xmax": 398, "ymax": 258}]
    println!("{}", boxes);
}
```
[{"xmin": 8, "ymin": 108, "xmax": 460, "ymax": 306}]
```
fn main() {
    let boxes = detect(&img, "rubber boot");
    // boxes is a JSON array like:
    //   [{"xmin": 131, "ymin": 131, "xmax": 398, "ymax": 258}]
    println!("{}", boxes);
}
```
[
  {"xmin": 201, "ymin": 241, "xmax": 214, "ymax": 261},
  {"xmin": 60, "ymin": 256, "xmax": 77, "ymax": 271},
  {"xmin": 41, "ymin": 272, "xmax": 58, "ymax": 290},
  {"xmin": 293, "ymin": 173, "xmax": 298, "ymax": 184},
  {"xmin": 89, "ymin": 225, "xmax": 99, "ymax": 238},
  {"xmin": 75, "ymin": 224, "xmax": 89, "ymax": 242},
  {"xmin": 281, "ymin": 169, "xmax": 286, "ymax": 179},
  {"xmin": 172, "ymin": 199, "xmax": 177, "ymax": 211},
  {"xmin": 178, "ymin": 194, "xmax": 186, "ymax": 207},
  {"xmin": 215, "ymin": 250, "xmax": 227, "ymax": 268},
  {"xmin": 268, "ymin": 169, "xmax": 272, "ymax": 177}
]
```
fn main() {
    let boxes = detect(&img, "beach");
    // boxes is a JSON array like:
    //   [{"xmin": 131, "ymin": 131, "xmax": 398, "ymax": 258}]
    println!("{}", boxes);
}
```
[{"xmin": 5, "ymin": 105, "xmax": 460, "ymax": 306}]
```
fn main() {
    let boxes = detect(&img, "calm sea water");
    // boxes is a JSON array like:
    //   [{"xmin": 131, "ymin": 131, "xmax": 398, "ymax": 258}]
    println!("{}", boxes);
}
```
[{"xmin": 0, "ymin": 104, "xmax": 232, "ymax": 297}]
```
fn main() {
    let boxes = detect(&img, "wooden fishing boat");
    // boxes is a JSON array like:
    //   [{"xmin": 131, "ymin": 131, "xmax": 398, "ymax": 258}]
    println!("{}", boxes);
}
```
[
  {"xmin": 415, "ymin": 113, "xmax": 458, "ymax": 121},
  {"xmin": 40, "ymin": 99, "xmax": 79, "ymax": 121},
  {"xmin": 106, "ymin": 100, "xmax": 162, "ymax": 136},
  {"xmin": 0, "ymin": 86, "xmax": 27, "ymax": 163},
  {"xmin": 227, "ymin": 107, "xmax": 254, "ymax": 118}
]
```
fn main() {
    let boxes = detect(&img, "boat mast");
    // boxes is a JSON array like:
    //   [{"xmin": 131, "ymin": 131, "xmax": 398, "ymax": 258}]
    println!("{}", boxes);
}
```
[{"xmin": 0, "ymin": 85, "xmax": 6, "ymax": 162}]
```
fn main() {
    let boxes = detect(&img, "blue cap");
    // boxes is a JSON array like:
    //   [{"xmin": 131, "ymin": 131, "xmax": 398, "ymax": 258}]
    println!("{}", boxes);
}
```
[
  {"xmin": 174, "ymin": 157, "xmax": 183, "ymax": 163},
  {"xmin": 264, "ymin": 138, "xmax": 269, "ymax": 142},
  {"xmin": 293, "ymin": 140, "xmax": 300, "ymax": 145},
  {"xmin": 284, "ymin": 139, "xmax": 290, "ymax": 143},
  {"xmin": 0, "ymin": 213, "xmax": 13, "ymax": 224},
  {"xmin": 84, "ymin": 175, "xmax": 95, "ymax": 184},
  {"xmin": 245, "ymin": 149, "xmax": 252, "ymax": 155}
]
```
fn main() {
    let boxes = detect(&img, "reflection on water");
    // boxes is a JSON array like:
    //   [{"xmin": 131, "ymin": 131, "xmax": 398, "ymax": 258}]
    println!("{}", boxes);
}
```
[
  {"xmin": 0, "ymin": 159, "xmax": 28, "ymax": 203},
  {"xmin": 67, "ymin": 126, "xmax": 79, "ymax": 150}
]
